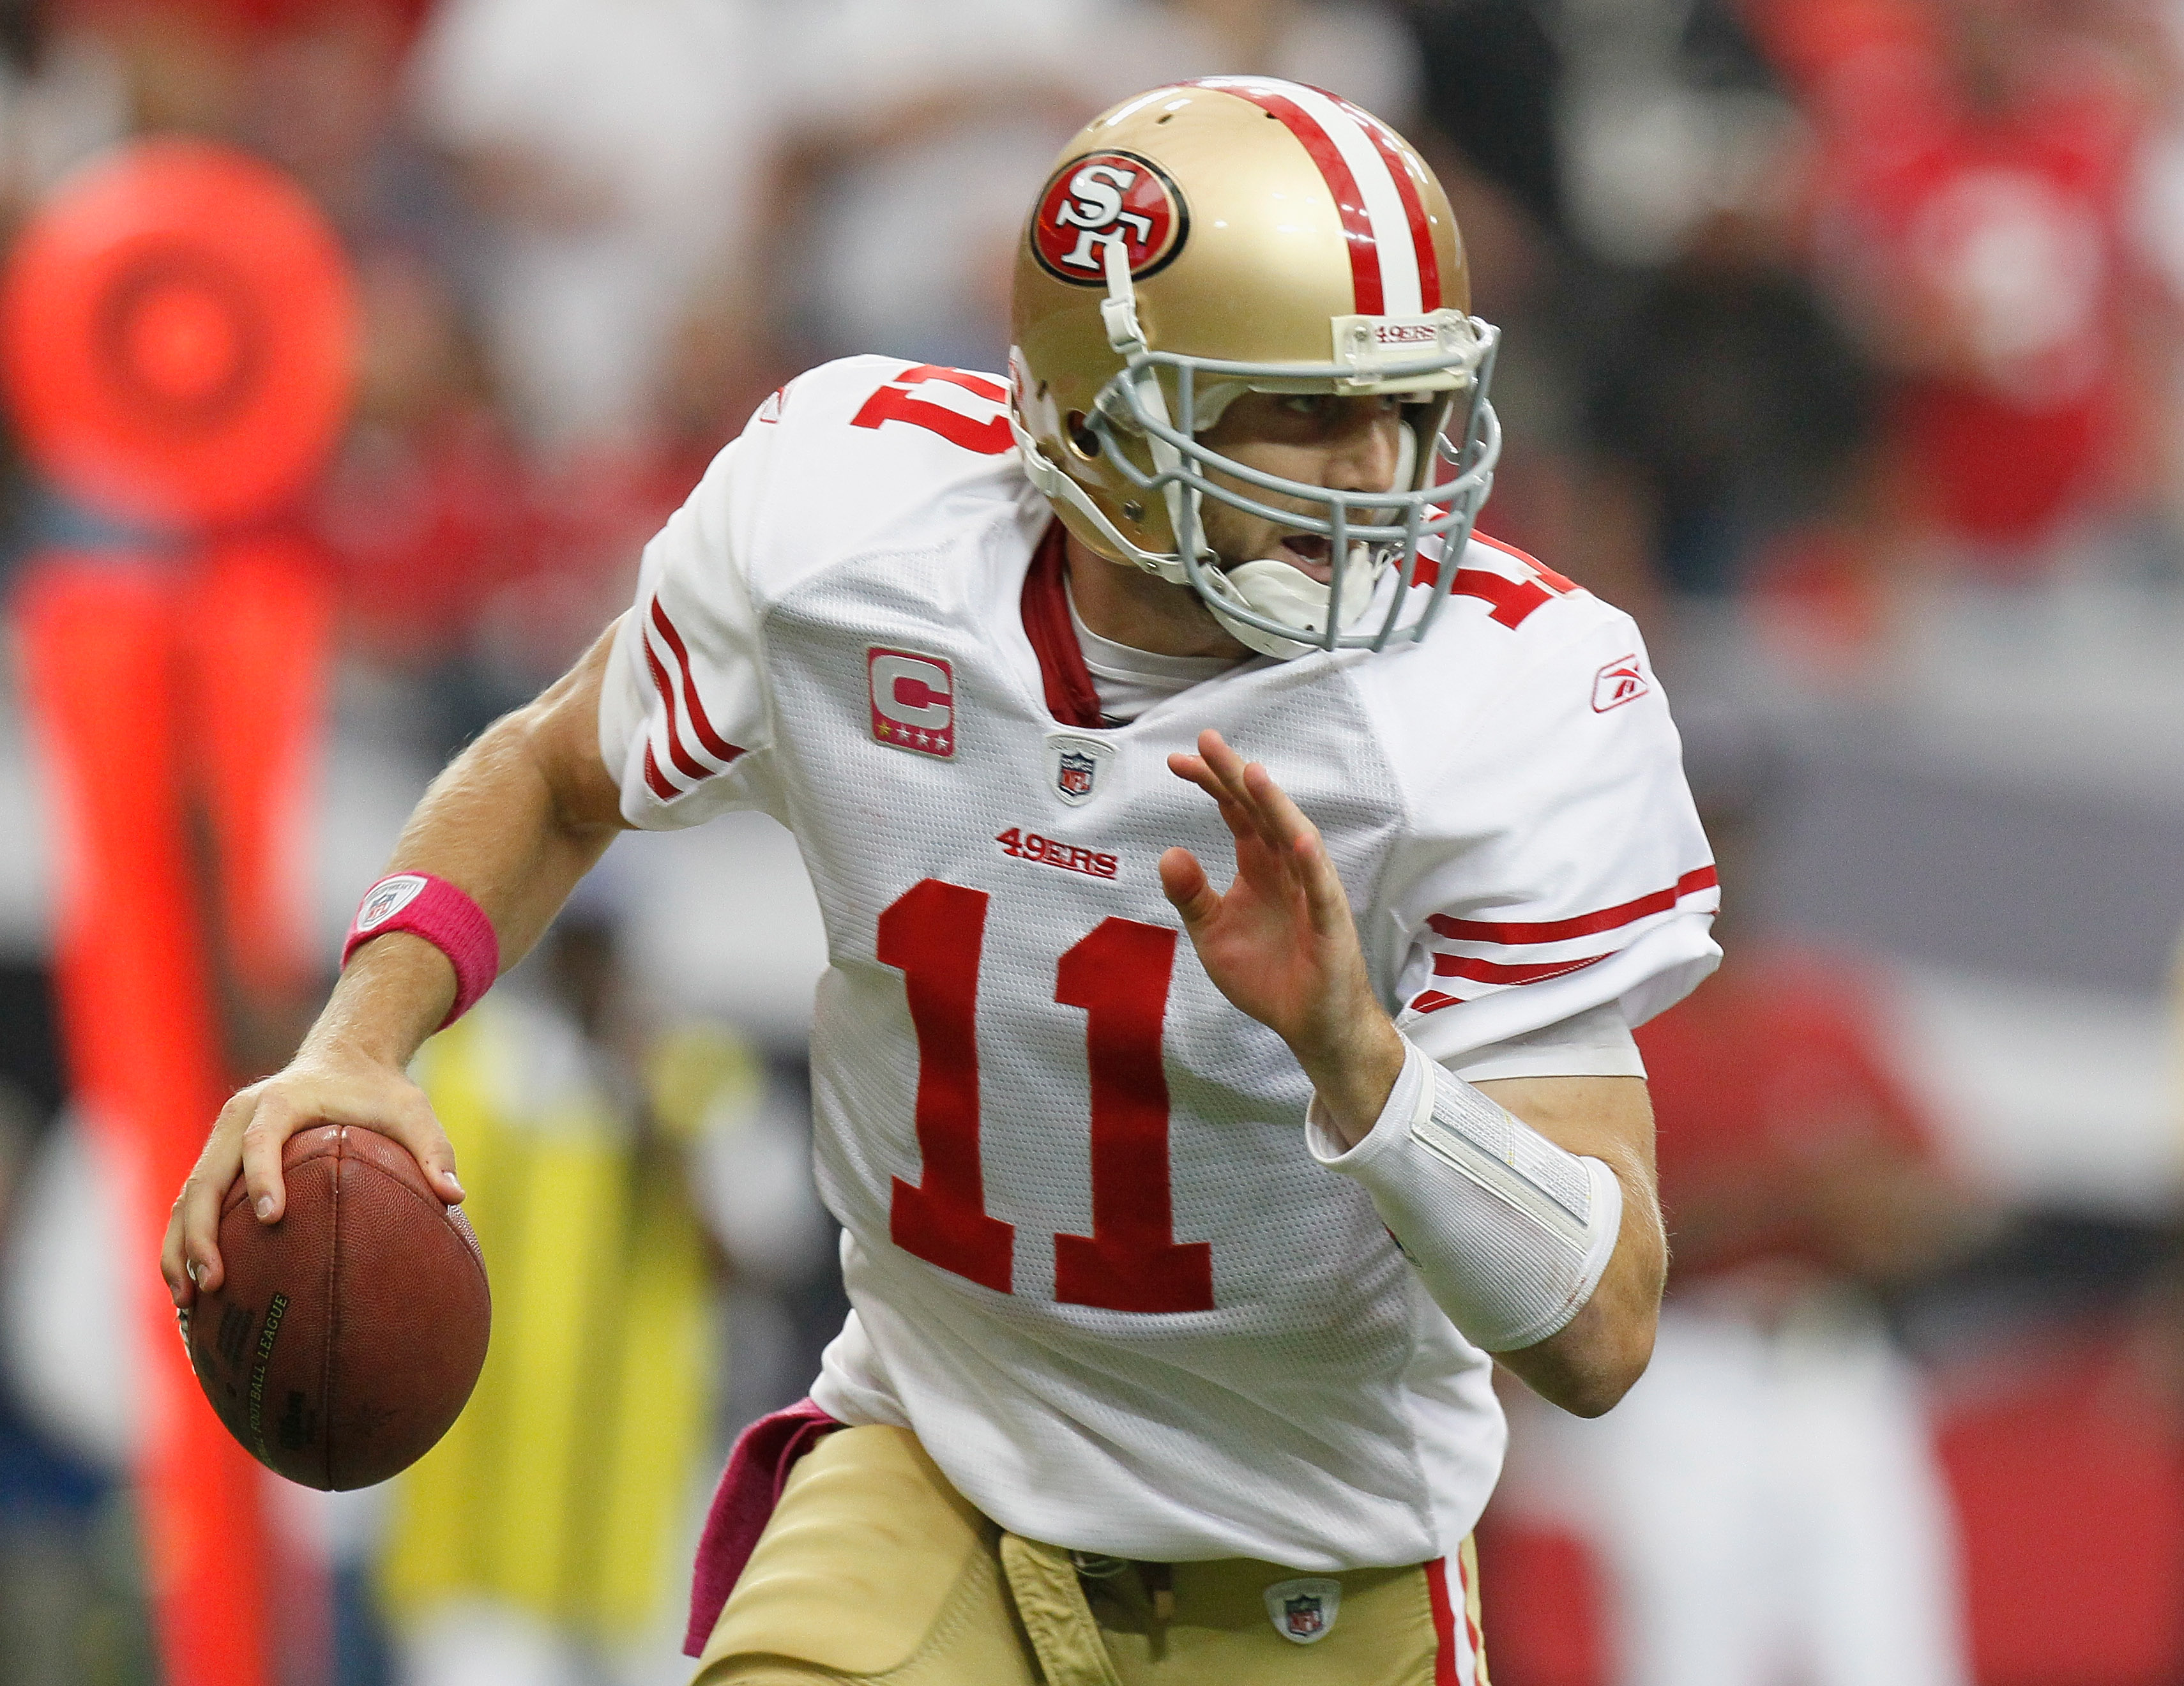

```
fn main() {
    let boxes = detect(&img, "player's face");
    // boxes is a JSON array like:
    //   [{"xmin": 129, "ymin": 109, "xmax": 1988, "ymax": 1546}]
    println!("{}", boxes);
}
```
[{"xmin": 1193, "ymin": 391, "xmax": 1409, "ymax": 581}]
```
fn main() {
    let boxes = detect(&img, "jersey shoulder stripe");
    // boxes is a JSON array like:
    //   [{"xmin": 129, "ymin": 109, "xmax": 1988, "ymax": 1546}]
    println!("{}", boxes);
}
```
[
  {"xmin": 1411, "ymin": 867, "xmax": 1720, "ymax": 1015},
  {"xmin": 637, "ymin": 595, "xmax": 746, "ymax": 803},
  {"xmin": 1430, "ymin": 865, "xmax": 1719, "ymax": 946}
]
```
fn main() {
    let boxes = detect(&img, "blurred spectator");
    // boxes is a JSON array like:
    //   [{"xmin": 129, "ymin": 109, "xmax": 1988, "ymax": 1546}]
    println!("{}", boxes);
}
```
[
  {"xmin": 1402, "ymin": 1, "xmax": 1596, "ymax": 640},
  {"xmin": 377, "ymin": 905, "xmax": 831, "ymax": 1686},
  {"xmin": 1467, "ymin": 0, "xmax": 1881, "ymax": 640},
  {"xmin": 80, "ymin": 0, "xmax": 249, "ymax": 138},
  {"xmin": 314, "ymin": 246, "xmax": 523, "ymax": 672},
  {"xmin": 1407, "ymin": 0, "xmax": 1565, "ymax": 241},
  {"xmin": 0, "ymin": 1092, "xmax": 158, "ymax": 1686},
  {"xmin": 405, "ymin": 0, "xmax": 784, "ymax": 452},
  {"xmin": 1149, "ymin": 0, "xmax": 1419, "ymax": 118},
  {"xmin": 1746, "ymin": 0, "xmax": 2173, "ymax": 572},
  {"xmin": 314, "ymin": 219, "xmax": 685, "ymax": 749},
  {"xmin": 1487, "ymin": 794, "xmax": 1989, "ymax": 1686},
  {"xmin": 1551, "ymin": 0, "xmax": 1800, "ymax": 271},
  {"xmin": 761, "ymin": 0, "xmax": 1419, "ymax": 374},
  {"xmin": 1576, "ymin": 209, "xmax": 1878, "ymax": 614},
  {"xmin": 0, "ymin": 0, "xmax": 126, "ymax": 222},
  {"xmin": 241, "ymin": 0, "xmax": 466, "ymax": 253}
]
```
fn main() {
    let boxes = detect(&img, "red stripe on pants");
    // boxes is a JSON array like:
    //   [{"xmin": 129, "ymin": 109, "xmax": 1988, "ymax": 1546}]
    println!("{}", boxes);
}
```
[{"xmin": 1427, "ymin": 1555, "xmax": 1464, "ymax": 1684}]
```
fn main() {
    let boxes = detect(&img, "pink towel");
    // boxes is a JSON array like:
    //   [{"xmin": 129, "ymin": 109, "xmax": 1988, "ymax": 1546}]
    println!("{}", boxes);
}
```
[{"xmin": 684, "ymin": 1398, "xmax": 846, "ymax": 1656}]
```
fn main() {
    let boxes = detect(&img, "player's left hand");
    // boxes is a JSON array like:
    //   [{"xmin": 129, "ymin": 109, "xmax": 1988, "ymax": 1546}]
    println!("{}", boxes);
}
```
[{"xmin": 1162, "ymin": 729, "xmax": 1405, "ymax": 1143}]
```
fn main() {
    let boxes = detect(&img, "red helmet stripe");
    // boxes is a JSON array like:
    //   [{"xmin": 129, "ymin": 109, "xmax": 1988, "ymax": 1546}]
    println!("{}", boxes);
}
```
[
  {"xmin": 1190, "ymin": 79, "xmax": 1384, "ymax": 314},
  {"xmin": 1344, "ymin": 102, "xmax": 1442, "ymax": 312}
]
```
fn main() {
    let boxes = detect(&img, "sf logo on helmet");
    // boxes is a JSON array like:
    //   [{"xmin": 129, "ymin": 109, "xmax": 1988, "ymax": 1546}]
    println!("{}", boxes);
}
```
[{"xmin": 1031, "ymin": 149, "xmax": 1187, "ymax": 285}]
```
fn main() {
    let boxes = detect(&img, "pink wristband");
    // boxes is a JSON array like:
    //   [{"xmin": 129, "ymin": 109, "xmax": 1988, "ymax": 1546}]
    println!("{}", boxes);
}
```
[{"xmin": 343, "ymin": 874, "xmax": 500, "ymax": 1029}]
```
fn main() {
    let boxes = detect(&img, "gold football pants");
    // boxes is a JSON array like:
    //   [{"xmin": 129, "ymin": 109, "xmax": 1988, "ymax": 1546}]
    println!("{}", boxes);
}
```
[{"xmin": 692, "ymin": 1425, "xmax": 1488, "ymax": 1686}]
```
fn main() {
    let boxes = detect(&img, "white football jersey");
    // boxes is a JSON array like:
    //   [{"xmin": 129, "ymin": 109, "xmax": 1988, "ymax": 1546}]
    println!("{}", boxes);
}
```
[{"xmin": 598, "ymin": 356, "xmax": 1719, "ymax": 1571}]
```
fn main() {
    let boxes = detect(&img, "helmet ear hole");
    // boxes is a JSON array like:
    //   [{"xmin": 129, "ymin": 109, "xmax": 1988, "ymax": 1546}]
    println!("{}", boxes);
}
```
[{"xmin": 1066, "ymin": 412, "xmax": 1102, "ymax": 459}]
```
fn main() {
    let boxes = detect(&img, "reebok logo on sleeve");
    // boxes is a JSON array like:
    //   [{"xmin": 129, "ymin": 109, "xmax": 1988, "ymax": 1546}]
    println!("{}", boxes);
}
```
[{"xmin": 1591, "ymin": 655, "xmax": 1649, "ymax": 713}]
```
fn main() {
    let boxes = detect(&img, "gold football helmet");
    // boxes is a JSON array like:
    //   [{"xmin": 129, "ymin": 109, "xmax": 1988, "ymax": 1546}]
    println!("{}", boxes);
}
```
[{"xmin": 1010, "ymin": 77, "xmax": 1501, "ymax": 659}]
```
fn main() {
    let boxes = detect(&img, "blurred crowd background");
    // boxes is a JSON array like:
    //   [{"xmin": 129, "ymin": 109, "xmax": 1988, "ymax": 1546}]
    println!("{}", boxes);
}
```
[{"xmin": 0, "ymin": 0, "xmax": 2180, "ymax": 1683}]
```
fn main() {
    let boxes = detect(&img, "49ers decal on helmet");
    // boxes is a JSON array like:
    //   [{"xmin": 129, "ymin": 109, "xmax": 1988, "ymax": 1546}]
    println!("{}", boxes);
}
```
[{"xmin": 1030, "ymin": 151, "xmax": 1187, "ymax": 285}]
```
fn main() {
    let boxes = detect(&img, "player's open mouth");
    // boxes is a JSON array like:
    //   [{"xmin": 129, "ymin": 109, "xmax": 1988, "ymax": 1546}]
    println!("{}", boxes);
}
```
[{"xmin": 1274, "ymin": 534, "xmax": 1335, "ymax": 582}]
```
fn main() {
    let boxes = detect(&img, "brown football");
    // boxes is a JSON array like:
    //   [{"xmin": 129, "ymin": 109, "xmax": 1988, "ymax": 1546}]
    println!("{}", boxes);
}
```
[{"xmin": 185, "ymin": 1123, "xmax": 490, "ymax": 1489}]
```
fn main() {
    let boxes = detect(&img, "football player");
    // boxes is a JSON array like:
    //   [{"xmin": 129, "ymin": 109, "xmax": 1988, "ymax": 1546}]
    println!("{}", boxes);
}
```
[{"xmin": 164, "ymin": 79, "xmax": 1718, "ymax": 1684}]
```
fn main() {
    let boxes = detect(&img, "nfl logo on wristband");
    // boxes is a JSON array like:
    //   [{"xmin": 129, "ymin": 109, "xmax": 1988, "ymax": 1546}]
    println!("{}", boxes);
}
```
[
  {"xmin": 355, "ymin": 874, "xmax": 427, "ymax": 931},
  {"xmin": 343, "ymin": 872, "xmax": 501, "ymax": 1029}
]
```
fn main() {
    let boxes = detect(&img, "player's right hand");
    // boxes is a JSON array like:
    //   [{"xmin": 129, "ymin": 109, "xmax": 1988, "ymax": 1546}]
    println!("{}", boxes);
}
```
[{"xmin": 161, "ymin": 1051, "xmax": 464, "ymax": 1308}]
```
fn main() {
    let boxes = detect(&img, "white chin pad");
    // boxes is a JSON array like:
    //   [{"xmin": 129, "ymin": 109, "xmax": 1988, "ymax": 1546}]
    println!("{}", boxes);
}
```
[{"xmin": 1215, "ymin": 547, "xmax": 1383, "ymax": 660}]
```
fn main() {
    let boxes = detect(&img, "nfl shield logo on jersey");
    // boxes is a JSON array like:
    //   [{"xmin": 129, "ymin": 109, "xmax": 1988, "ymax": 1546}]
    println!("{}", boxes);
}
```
[
  {"xmin": 1045, "ymin": 734, "xmax": 1113, "ymax": 807},
  {"xmin": 1263, "ymin": 1577, "xmax": 1342, "ymax": 1645}
]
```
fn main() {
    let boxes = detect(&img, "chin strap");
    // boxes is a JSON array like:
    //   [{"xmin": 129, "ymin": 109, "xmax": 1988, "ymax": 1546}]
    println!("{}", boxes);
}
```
[
  {"xmin": 1101, "ymin": 239, "xmax": 1206, "ymax": 584},
  {"xmin": 1010, "ymin": 406, "xmax": 1394, "ymax": 664},
  {"xmin": 1008, "ymin": 407, "xmax": 1181, "ymax": 578}
]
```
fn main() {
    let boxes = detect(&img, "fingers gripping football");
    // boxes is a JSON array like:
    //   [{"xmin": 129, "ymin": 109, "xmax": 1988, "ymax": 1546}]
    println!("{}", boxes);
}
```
[{"xmin": 161, "ymin": 1059, "xmax": 463, "ymax": 1307}]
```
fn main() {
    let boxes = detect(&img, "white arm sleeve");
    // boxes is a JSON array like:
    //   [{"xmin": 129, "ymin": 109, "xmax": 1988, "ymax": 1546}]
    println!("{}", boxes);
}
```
[{"xmin": 1308, "ymin": 1040, "xmax": 1623, "ymax": 1352}]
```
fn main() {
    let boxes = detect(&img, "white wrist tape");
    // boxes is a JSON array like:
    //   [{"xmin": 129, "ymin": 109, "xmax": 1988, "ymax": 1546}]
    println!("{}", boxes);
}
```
[{"xmin": 1308, "ymin": 1040, "xmax": 1623, "ymax": 1351}]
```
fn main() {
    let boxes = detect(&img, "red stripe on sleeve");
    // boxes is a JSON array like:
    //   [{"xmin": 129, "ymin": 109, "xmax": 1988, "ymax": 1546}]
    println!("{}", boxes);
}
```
[
  {"xmin": 1430, "ymin": 952, "xmax": 1611, "ymax": 986},
  {"xmin": 642, "ymin": 630, "xmax": 711, "ymax": 782},
  {"xmin": 1430, "ymin": 867, "xmax": 1720, "ymax": 946},
  {"xmin": 649, "ymin": 599, "xmax": 744, "ymax": 764},
  {"xmin": 1200, "ymin": 82, "xmax": 1383, "ymax": 313},
  {"xmin": 642, "ymin": 741, "xmax": 676, "ymax": 802},
  {"xmin": 1345, "ymin": 100, "xmax": 1441, "ymax": 310},
  {"xmin": 1425, "ymin": 1557, "xmax": 1463, "ymax": 1686}
]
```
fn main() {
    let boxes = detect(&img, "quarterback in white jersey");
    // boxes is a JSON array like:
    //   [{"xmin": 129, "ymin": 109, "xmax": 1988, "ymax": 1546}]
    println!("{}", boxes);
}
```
[
  {"xmin": 168, "ymin": 78, "xmax": 1717, "ymax": 1685},
  {"xmin": 598, "ymin": 349, "xmax": 1713, "ymax": 1569}
]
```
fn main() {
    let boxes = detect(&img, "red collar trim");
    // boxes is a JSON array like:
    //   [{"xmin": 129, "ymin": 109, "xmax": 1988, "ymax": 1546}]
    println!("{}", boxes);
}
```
[{"xmin": 1020, "ymin": 522, "xmax": 1104, "ymax": 729}]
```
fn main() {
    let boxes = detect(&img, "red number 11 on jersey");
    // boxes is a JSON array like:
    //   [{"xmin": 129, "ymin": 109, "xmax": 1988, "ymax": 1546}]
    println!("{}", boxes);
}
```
[{"xmin": 877, "ymin": 878, "xmax": 1216, "ymax": 1314}]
